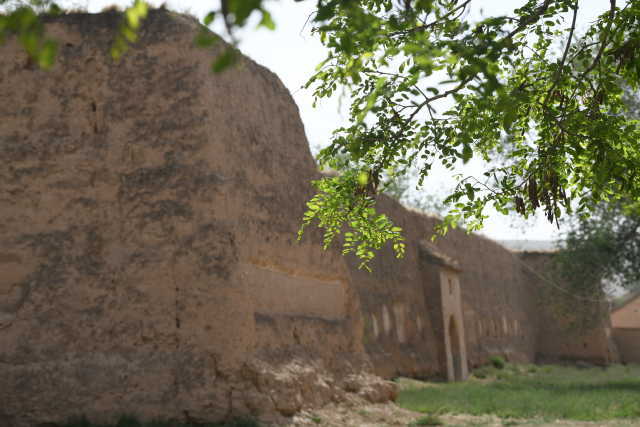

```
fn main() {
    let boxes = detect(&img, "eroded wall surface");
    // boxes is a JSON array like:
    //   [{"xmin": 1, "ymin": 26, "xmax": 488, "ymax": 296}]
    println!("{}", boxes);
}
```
[{"xmin": 0, "ymin": 11, "xmax": 394, "ymax": 427}]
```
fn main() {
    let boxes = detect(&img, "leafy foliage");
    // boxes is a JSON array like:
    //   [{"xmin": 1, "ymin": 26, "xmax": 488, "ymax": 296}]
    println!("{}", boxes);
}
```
[
  {"xmin": 298, "ymin": 167, "xmax": 405, "ymax": 270},
  {"xmin": 110, "ymin": 0, "xmax": 148, "ymax": 60},
  {"xmin": 555, "ymin": 200, "xmax": 640, "ymax": 293},
  {"xmin": 304, "ymin": 0, "xmax": 640, "ymax": 261},
  {"xmin": 550, "ymin": 86, "xmax": 640, "ymax": 312},
  {"xmin": 0, "ymin": 0, "xmax": 58, "ymax": 67}
]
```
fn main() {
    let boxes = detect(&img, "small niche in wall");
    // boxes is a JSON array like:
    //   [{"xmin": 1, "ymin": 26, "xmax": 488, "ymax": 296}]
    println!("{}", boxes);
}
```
[
  {"xmin": 371, "ymin": 314, "xmax": 380, "ymax": 339},
  {"xmin": 382, "ymin": 305, "xmax": 392, "ymax": 336},
  {"xmin": 393, "ymin": 303, "xmax": 407, "ymax": 343}
]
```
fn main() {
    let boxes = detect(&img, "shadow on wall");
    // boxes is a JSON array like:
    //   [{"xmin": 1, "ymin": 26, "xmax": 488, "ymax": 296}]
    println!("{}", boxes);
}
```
[{"xmin": 449, "ymin": 315, "xmax": 464, "ymax": 381}]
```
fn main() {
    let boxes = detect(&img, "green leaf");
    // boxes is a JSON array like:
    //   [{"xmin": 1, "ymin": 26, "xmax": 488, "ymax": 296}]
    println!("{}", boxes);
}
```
[
  {"xmin": 37, "ymin": 40, "xmax": 56, "ymax": 69},
  {"xmin": 502, "ymin": 108, "xmax": 518, "ymax": 131},
  {"xmin": 194, "ymin": 30, "xmax": 217, "ymax": 48},
  {"xmin": 203, "ymin": 11, "xmax": 215, "ymax": 26},
  {"xmin": 258, "ymin": 9, "xmax": 275, "ymax": 30},
  {"xmin": 227, "ymin": 0, "xmax": 261, "ymax": 26},
  {"xmin": 110, "ymin": 0, "xmax": 149, "ymax": 60},
  {"xmin": 212, "ymin": 48, "xmax": 238, "ymax": 73},
  {"xmin": 462, "ymin": 144, "xmax": 473, "ymax": 163}
]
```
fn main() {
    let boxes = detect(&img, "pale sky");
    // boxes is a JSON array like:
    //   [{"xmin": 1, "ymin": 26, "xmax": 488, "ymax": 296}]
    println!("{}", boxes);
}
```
[{"xmin": 77, "ymin": 0, "xmax": 613, "ymax": 242}]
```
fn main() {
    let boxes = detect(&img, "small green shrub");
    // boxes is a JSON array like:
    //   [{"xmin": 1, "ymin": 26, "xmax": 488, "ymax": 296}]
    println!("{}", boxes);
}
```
[
  {"xmin": 489, "ymin": 356, "xmax": 506, "ymax": 370},
  {"xmin": 408, "ymin": 414, "xmax": 444, "ymax": 426},
  {"xmin": 472, "ymin": 366, "xmax": 492, "ymax": 379}
]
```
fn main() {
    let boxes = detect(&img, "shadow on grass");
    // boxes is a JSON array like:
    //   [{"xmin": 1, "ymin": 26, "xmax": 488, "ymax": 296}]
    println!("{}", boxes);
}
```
[{"xmin": 58, "ymin": 415, "xmax": 260, "ymax": 427}]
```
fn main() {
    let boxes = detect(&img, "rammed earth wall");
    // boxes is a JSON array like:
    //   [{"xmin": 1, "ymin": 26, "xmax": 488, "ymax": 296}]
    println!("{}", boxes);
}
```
[
  {"xmin": 0, "ymin": 10, "xmax": 396, "ymax": 427},
  {"xmin": 0, "ymin": 9, "xmax": 617, "ymax": 427}
]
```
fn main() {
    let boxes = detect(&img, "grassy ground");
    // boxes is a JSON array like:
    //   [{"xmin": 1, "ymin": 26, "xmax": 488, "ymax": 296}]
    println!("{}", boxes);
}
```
[{"xmin": 397, "ymin": 363, "xmax": 640, "ymax": 422}]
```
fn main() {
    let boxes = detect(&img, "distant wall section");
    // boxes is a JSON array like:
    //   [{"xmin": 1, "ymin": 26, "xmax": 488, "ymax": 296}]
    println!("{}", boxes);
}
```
[
  {"xmin": 519, "ymin": 252, "xmax": 618, "ymax": 365},
  {"xmin": 611, "ymin": 294, "xmax": 640, "ymax": 364},
  {"xmin": 348, "ymin": 197, "xmax": 541, "ymax": 380},
  {"xmin": 613, "ymin": 328, "xmax": 640, "ymax": 364}
]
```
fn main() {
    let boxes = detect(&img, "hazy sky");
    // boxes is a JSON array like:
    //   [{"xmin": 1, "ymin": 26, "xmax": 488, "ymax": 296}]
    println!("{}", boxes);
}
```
[{"xmin": 79, "ymin": 0, "xmax": 614, "ymax": 241}]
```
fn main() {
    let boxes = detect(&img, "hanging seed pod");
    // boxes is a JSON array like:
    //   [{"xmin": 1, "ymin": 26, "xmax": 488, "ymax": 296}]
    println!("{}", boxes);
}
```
[
  {"xmin": 515, "ymin": 196, "xmax": 526, "ymax": 215},
  {"xmin": 528, "ymin": 176, "xmax": 539, "ymax": 209}
]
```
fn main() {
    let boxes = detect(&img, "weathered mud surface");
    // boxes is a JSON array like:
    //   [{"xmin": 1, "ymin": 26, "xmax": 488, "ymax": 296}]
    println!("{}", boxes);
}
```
[{"xmin": 0, "ymin": 10, "xmax": 390, "ymax": 427}]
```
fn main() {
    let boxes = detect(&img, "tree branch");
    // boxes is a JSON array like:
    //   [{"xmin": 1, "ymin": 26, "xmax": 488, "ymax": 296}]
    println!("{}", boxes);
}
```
[
  {"xmin": 408, "ymin": 76, "xmax": 473, "ymax": 123},
  {"xmin": 542, "ymin": 1, "xmax": 578, "ymax": 108},
  {"xmin": 389, "ymin": 0, "xmax": 472, "ymax": 37},
  {"xmin": 506, "ymin": 0, "xmax": 554, "ymax": 39},
  {"xmin": 580, "ymin": 0, "xmax": 616, "ymax": 78}
]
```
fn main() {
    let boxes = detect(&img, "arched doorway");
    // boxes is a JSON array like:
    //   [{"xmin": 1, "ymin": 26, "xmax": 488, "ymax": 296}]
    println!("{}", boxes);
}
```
[{"xmin": 449, "ymin": 315, "xmax": 464, "ymax": 381}]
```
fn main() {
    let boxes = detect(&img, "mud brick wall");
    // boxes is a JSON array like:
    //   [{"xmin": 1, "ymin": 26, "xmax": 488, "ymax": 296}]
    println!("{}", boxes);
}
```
[{"xmin": 0, "ymin": 10, "xmax": 394, "ymax": 427}]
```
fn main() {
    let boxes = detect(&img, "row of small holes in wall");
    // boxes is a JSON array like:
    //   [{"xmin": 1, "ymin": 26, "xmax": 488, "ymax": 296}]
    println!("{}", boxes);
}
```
[{"xmin": 477, "ymin": 317, "xmax": 525, "ymax": 339}]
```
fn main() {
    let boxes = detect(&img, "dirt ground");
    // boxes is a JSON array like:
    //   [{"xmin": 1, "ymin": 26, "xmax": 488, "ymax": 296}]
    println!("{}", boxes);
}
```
[{"xmin": 287, "ymin": 399, "xmax": 640, "ymax": 427}]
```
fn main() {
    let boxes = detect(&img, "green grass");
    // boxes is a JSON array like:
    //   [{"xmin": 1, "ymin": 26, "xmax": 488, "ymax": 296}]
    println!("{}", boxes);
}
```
[
  {"xmin": 397, "ymin": 364, "xmax": 640, "ymax": 422},
  {"xmin": 59, "ymin": 415, "xmax": 260, "ymax": 427}
]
